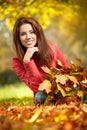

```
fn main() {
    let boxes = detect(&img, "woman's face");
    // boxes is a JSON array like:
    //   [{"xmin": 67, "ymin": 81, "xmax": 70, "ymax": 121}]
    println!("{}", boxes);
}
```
[{"xmin": 19, "ymin": 23, "xmax": 37, "ymax": 48}]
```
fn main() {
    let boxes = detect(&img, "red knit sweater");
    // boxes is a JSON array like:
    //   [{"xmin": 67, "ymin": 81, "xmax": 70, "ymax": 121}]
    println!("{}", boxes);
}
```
[{"xmin": 12, "ymin": 43, "xmax": 69, "ymax": 96}]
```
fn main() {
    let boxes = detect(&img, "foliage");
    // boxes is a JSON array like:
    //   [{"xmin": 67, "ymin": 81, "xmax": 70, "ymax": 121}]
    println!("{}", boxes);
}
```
[
  {"xmin": 39, "ymin": 59, "xmax": 87, "ymax": 105},
  {"xmin": 0, "ymin": 70, "xmax": 20, "ymax": 85},
  {"xmin": 0, "ymin": 0, "xmax": 79, "ymax": 30},
  {"xmin": 0, "ymin": 59, "xmax": 87, "ymax": 130},
  {"xmin": 0, "ymin": 102, "xmax": 87, "ymax": 130},
  {"xmin": 0, "ymin": 0, "xmax": 87, "ymax": 84}
]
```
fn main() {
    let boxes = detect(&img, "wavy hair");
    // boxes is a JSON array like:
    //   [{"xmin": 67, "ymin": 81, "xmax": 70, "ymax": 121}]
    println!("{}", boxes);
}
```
[{"xmin": 13, "ymin": 17, "xmax": 54, "ymax": 67}]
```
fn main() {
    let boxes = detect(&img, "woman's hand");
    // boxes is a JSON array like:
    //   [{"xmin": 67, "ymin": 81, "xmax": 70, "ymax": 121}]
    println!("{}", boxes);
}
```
[{"xmin": 23, "ymin": 47, "xmax": 39, "ymax": 62}]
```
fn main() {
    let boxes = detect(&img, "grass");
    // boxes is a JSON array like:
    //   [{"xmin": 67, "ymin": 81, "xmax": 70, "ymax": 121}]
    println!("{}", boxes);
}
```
[
  {"xmin": 0, "ymin": 83, "xmax": 33, "ymax": 105},
  {"xmin": 0, "ymin": 97, "xmax": 33, "ymax": 105}
]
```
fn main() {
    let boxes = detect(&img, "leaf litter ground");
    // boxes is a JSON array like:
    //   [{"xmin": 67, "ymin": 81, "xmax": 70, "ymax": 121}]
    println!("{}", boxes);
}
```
[{"xmin": 0, "ymin": 59, "xmax": 87, "ymax": 130}]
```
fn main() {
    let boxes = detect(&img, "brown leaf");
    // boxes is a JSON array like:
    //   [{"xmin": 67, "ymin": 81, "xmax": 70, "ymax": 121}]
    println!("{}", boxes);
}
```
[
  {"xmin": 83, "ymin": 69, "xmax": 87, "ymax": 79},
  {"xmin": 76, "ymin": 58, "xmax": 82, "ymax": 65}
]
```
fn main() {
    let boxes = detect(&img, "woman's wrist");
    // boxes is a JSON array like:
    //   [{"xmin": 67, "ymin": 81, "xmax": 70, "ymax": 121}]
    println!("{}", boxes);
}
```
[{"xmin": 23, "ymin": 58, "xmax": 30, "ymax": 62}]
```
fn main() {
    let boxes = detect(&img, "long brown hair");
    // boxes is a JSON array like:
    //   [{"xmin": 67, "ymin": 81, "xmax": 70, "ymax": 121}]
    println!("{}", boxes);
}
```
[{"xmin": 13, "ymin": 17, "xmax": 54, "ymax": 67}]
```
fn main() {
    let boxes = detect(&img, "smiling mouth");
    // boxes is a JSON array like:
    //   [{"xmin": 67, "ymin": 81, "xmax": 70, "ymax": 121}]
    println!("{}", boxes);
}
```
[{"xmin": 26, "ymin": 41, "xmax": 33, "ymax": 44}]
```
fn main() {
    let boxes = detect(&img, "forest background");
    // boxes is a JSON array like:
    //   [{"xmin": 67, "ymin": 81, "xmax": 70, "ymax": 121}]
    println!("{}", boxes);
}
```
[{"xmin": 0, "ymin": 0, "xmax": 87, "ymax": 87}]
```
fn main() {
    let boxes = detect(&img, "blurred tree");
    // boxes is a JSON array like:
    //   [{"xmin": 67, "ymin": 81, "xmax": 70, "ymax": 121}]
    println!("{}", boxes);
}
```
[
  {"xmin": 0, "ymin": 21, "xmax": 13, "ymax": 71},
  {"xmin": 0, "ymin": 0, "xmax": 78, "ymax": 30},
  {"xmin": 0, "ymin": 0, "xmax": 87, "ymax": 85}
]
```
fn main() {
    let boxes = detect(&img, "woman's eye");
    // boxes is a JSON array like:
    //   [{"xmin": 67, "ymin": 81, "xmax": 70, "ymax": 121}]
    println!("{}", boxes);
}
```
[
  {"xmin": 20, "ymin": 33, "xmax": 26, "ymax": 36},
  {"xmin": 30, "ymin": 30, "xmax": 34, "ymax": 34}
]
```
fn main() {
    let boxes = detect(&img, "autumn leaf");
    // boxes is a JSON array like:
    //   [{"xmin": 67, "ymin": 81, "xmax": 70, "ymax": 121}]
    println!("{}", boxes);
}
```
[
  {"xmin": 41, "ymin": 66, "xmax": 51, "ymax": 74},
  {"xmin": 83, "ymin": 69, "xmax": 87, "ymax": 79},
  {"xmin": 57, "ymin": 60, "xmax": 63, "ymax": 67},
  {"xmin": 55, "ymin": 74, "xmax": 68, "ymax": 85},
  {"xmin": 54, "ymin": 113, "xmax": 67, "ymax": 122},
  {"xmin": 25, "ymin": 107, "xmax": 42, "ymax": 123},
  {"xmin": 57, "ymin": 84, "xmax": 67, "ymax": 97},
  {"xmin": 39, "ymin": 79, "xmax": 52, "ymax": 94},
  {"xmin": 76, "ymin": 58, "xmax": 82, "ymax": 66},
  {"xmin": 77, "ymin": 90, "xmax": 83, "ymax": 98},
  {"xmin": 80, "ymin": 104, "xmax": 87, "ymax": 112},
  {"xmin": 66, "ymin": 75, "xmax": 79, "ymax": 84},
  {"xmin": 82, "ymin": 79, "xmax": 87, "ymax": 84}
]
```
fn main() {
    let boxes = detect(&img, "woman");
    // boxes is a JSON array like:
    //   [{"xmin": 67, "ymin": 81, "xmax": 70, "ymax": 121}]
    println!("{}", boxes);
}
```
[{"xmin": 12, "ymin": 17, "xmax": 69, "ymax": 104}]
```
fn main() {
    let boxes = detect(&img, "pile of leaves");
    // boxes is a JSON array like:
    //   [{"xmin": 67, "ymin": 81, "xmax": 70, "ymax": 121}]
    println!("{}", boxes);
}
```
[
  {"xmin": 0, "ymin": 59, "xmax": 87, "ymax": 130},
  {"xmin": 39, "ymin": 59, "xmax": 87, "ymax": 104},
  {"xmin": 0, "ymin": 102, "xmax": 87, "ymax": 130}
]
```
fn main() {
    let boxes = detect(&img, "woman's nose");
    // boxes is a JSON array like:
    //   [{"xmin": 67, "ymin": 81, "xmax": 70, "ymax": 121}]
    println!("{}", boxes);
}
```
[{"xmin": 26, "ymin": 33, "xmax": 31, "ymax": 39}]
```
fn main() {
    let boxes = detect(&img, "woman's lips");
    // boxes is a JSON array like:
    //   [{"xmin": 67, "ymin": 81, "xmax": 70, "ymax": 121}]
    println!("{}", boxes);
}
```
[{"xmin": 26, "ymin": 40, "xmax": 33, "ymax": 44}]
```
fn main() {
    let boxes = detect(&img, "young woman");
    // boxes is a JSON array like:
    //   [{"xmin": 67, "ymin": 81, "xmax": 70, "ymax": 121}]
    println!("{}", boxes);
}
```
[{"xmin": 12, "ymin": 17, "xmax": 69, "ymax": 104}]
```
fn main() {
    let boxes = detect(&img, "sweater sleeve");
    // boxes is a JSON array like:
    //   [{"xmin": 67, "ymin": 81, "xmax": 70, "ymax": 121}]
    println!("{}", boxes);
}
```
[{"xmin": 12, "ymin": 56, "xmax": 43, "ymax": 93}]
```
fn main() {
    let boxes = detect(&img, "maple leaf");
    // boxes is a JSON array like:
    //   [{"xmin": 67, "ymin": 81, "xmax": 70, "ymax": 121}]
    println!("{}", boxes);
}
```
[
  {"xmin": 76, "ymin": 58, "xmax": 82, "ymax": 66},
  {"xmin": 39, "ymin": 59, "xmax": 87, "ymax": 104},
  {"xmin": 66, "ymin": 75, "xmax": 79, "ymax": 84},
  {"xmin": 39, "ymin": 80, "xmax": 52, "ymax": 94},
  {"xmin": 55, "ymin": 74, "xmax": 68, "ymax": 85},
  {"xmin": 57, "ymin": 84, "xmax": 67, "ymax": 97},
  {"xmin": 57, "ymin": 60, "xmax": 63, "ymax": 67},
  {"xmin": 41, "ymin": 66, "xmax": 51, "ymax": 74}
]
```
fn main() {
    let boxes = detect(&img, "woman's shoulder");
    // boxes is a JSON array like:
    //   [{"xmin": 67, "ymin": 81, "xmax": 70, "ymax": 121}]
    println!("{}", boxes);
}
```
[
  {"xmin": 48, "ymin": 42, "xmax": 59, "ymax": 51},
  {"xmin": 12, "ymin": 55, "xmax": 21, "ymax": 63},
  {"xmin": 12, "ymin": 55, "xmax": 19, "ymax": 60}
]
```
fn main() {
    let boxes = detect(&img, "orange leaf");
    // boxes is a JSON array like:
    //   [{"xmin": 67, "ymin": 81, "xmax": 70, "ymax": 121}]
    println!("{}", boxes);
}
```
[{"xmin": 76, "ymin": 58, "xmax": 82, "ymax": 65}]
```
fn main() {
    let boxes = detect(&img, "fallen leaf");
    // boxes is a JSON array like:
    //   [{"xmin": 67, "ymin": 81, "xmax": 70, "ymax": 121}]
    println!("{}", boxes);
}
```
[{"xmin": 25, "ymin": 107, "xmax": 42, "ymax": 123}]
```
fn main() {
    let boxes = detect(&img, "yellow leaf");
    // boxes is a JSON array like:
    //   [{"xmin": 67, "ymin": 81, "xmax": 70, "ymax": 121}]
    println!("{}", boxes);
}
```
[
  {"xmin": 57, "ymin": 84, "xmax": 67, "ymax": 97},
  {"xmin": 54, "ymin": 114, "xmax": 67, "ymax": 122},
  {"xmin": 39, "ymin": 80, "xmax": 52, "ymax": 94},
  {"xmin": 66, "ymin": 75, "xmax": 79, "ymax": 84},
  {"xmin": 77, "ymin": 91, "xmax": 83, "ymax": 97},
  {"xmin": 80, "ymin": 104, "xmax": 87, "ymax": 112},
  {"xmin": 57, "ymin": 60, "xmax": 63, "ymax": 67},
  {"xmin": 41, "ymin": 66, "xmax": 51, "ymax": 74}
]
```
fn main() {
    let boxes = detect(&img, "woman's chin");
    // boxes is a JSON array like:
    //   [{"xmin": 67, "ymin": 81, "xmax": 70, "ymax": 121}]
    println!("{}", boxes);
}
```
[{"xmin": 26, "ymin": 45, "xmax": 34, "ymax": 48}]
